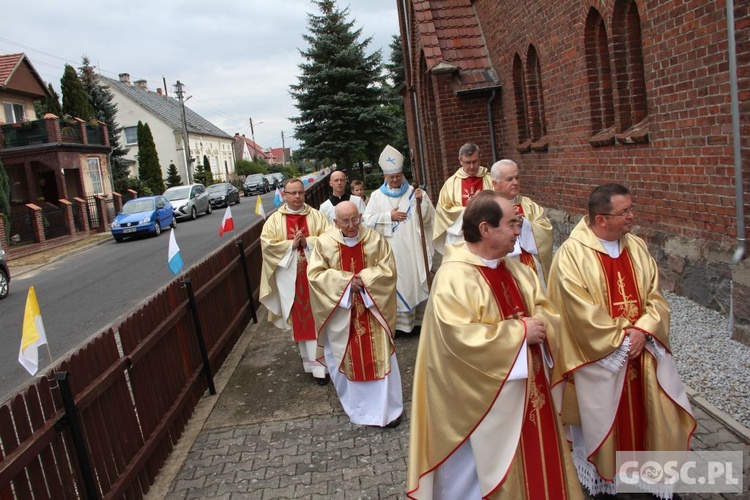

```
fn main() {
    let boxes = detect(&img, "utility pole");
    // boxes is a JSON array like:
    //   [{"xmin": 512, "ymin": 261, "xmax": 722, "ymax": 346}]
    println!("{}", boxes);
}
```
[
  {"xmin": 281, "ymin": 131, "xmax": 287, "ymax": 165},
  {"xmin": 249, "ymin": 118, "xmax": 256, "ymax": 161},
  {"xmin": 175, "ymin": 80, "xmax": 193, "ymax": 183}
]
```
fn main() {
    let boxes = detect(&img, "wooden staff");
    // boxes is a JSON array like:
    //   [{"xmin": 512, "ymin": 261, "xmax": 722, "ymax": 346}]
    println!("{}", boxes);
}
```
[{"xmin": 413, "ymin": 183, "xmax": 432, "ymax": 290}]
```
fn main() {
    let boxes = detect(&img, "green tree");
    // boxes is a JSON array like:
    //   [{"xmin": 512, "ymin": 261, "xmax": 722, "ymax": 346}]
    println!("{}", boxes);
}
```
[
  {"xmin": 34, "ymin": 83, "xmax": 63, "ymax": 117},
  {"xmin": 194, "ymin": 155, "xmax": 214, "ymax": 186},
  {"xmin": 165, "ymin": 163, "xmax": 182, "ymax": 188},
  {"xmin": 383, "ymin": 34, "xmax": 410, "ymax": 177},
  {"xmin": 60, "ymin": 64, "xmax": 95, "ymax": 121},
  {"xmin": 136, "ymin": 121, "xmax": 164, "ymax": 194},
  {"xmin": 0, "ymin": 158, "xmax": 10, "ymax": 243},
  {"xmin": 290, "ymin": 0, "xmax": 392, "ymax": 178},
  {"xmin": 78, "ymin": 56, "xmax": 129, "ymax": 192}
]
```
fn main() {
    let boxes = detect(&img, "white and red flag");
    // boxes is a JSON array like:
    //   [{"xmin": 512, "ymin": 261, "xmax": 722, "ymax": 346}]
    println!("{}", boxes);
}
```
[{"xmin": 219, "ymin": 206, "xmax": 235, "ymax": 237}]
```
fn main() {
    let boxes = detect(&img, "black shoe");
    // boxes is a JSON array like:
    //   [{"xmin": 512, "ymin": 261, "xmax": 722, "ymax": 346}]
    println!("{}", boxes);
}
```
[
  {"xmin": 395, "ymin": 330, "xmax": 409, "ymax": 338},
  {"xmin": 315, "ymin": 375, "xmax": 329, "ymax": 386},
  {"xmin": 385, "ymin": 415, "xmax": 402, "ymax": 428},
  {"xmin": 410, "ymin": 325, "xmax": 422, "ymax": 336}
]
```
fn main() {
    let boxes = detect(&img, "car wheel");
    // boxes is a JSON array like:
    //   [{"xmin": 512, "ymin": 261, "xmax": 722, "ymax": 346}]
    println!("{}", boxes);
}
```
[
  {"xmin": 154, "ymin": 222, "xmax": 161, "ymax": 236},
  {"xmin": 236, "ymin": 196, "xmax": 240, "ymax": 204},
  {"xmin": 190, "ymin": 206, "xmax": 198, "ymax": 220},
  {"xmin": 113, "ymin": 235, "xmax": 123, "ymax": 243},
  {"xmin": 206, "ymin": 203, "xmax": 212, "ymax": 215},
  {"xmin": 0, "ymin": 268, "xmax": 9, "ymax": 299},
  {"xmin": 170, "ymin": 216, "xmax": 177, "ymax": 228}
]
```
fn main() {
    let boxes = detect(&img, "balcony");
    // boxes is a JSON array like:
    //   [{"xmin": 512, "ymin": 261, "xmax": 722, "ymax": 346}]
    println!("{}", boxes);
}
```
[{"xmin": 0, "ymin": 115, "xmax": 109, "ymax": 150}]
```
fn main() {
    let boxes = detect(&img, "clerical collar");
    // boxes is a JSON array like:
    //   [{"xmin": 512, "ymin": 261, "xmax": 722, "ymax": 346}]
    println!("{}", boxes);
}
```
[
  {"xmin": 286, "ymin": 205, "xmax": 304, "ymax": 214},
  {"xmin": 598, "ymin": 238, "xmax": 621, "ymax": 258},
  {"xmin": 328, "ymin": 193, "xmax": 350, "ymax": 206},
  {"xmin": 478, "ymin": 256, "xmax": 501, "ymax": 269},
  {"xmin": 342, "ymin": 234, "xmax": 359, "ymax": 247}
]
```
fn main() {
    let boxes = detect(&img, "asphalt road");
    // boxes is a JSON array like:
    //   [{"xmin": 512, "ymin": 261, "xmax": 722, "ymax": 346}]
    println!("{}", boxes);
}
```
[{"xmin": 0, "ymin": 192, "xmax": 275, "ymax": 403}]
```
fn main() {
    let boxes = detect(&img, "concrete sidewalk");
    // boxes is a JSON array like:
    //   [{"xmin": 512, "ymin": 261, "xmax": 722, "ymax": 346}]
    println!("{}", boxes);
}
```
[{"xmin": 149, "ymin": 307, "xmax": 749, "ymax": 500}]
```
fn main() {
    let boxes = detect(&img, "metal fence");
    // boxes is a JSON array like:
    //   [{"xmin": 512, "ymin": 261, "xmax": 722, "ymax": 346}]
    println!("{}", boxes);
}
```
[
  {"xmin": 6, "ymin": 211, "xmax": 36, "ymax": 245},
  {"xmin": 84, "ymin": 125, "xmax": 105, "ymax": 146},
  {"xmin": 0, "ymin": 121, "xmax": 49, "ymax": 148},
  {"xmin": 41, "ymin": 204, "xmax": 69, "ymax": 240},
  {"xmin": 86, "ymin": 196, "xmax": 101, "ymax": 229}
]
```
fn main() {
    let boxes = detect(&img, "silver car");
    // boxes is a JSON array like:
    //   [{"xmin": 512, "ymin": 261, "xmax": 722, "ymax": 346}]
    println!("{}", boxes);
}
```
[{"xmin": 163, "ymin": 183, "xmax": 212, "ymax": 220}]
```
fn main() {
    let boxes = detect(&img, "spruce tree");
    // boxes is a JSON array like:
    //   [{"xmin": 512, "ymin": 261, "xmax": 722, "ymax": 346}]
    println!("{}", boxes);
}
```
[
  {"xmin": 0, "ymin": 158, "xmax": 10, "ymax": 243},
  {"xmin": 136, "ymin": 121, "xmax": 164, "ymax": 194},
  {"xmin": 383, "ymin": 34, "xmax": 410, "ymax": 175},
  {"xmin": 290, "ymin": 0, "xmax": 391, "ymax": 177},
  {"xmin": 165, "ymin": 163, "xmax": 182, "ymax": 188},
  {"xmin": 34, "ymin": 83, "xmax": 63, "ymax": 117},
  {"xmin": 60, "ymin": 64, "xmax": 95, "ymax": 121},
  {"xmin": 78, "ymin": 56, "xmax": 129, "ymax": 192}
]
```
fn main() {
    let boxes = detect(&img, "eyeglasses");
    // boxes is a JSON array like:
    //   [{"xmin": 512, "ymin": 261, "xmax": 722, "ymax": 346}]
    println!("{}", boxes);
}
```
[
  {"xmin": 337, "ymin": 218, "xmax": 361, "ymax": 227},
  {"xmin": 284, "ymin": 190, "xmax": 305, "ymax": 196},
  {"xmin": 599, "ymin": 206, "xmax": 635, "ymax": 217}
]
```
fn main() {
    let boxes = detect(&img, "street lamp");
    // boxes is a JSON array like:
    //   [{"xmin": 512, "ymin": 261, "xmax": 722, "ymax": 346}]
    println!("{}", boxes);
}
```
[{"xmin": 249, "ymin": 118, "xmax": 263, "ymax": 161}]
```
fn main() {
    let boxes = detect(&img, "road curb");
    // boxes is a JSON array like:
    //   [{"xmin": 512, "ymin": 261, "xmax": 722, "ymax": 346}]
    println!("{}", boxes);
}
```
[
  {"xmin": 9, "ymin": 235, "xmax": 112, "ymax": 278},
  {"xmin": 685, "ymin": 384, "xmax": 750, "ymax": 444}
]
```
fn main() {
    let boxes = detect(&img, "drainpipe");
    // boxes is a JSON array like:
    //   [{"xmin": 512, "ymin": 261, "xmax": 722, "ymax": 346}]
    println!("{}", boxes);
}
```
[
  {"xmin": 400, "ymin": 0, "xmax": 427, "ymax": 186},
  {"xmin": 726, "ymin": 0, "xmax": 746, "ymax": 265},
  {"xmin": 487, "ymin": 89, "xmax": 498, "ymax": 163}
]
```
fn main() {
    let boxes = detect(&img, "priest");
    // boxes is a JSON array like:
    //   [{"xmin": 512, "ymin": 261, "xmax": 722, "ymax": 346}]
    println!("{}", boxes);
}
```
[
  {"xmin": 308, "ymin": 201, "xmax": 403, "ymax": 427},
  {"xmin": 408, "ymin": 190, "xmax": 582, "ymax": 499},
  {"xmin": 362, "ymin": 145, "xmax": 434, "ymax": 335},
  {"xmin": 259, "ymin": 178, "xmax": 331, "ymax": 384},
  {"xmin": 432, "ymin": 142, "xmax": 493, "ymax": 254}
]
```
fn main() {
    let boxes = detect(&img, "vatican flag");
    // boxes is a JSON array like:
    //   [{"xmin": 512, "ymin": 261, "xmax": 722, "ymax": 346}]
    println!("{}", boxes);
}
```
[
  {"xmin": 19, "ymin": 286, "xmax": 49, "ymax": 376},
  {"xmin": 255, "ymin": 195, "xmax": 266, "ymax": 219}
]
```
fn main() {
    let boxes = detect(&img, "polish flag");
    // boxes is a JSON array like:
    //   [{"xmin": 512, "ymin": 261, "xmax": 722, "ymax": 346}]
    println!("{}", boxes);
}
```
[{"xmin": 219, "ymin": 206, "xmax": 235, "ymax": 237}]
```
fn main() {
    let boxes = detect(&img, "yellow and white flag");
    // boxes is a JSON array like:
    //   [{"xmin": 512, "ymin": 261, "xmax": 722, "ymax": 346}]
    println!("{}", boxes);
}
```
[
  {"xmin": 255, "ymin": 195, "xmax": 266, "ymax": 219},
  {"xmin": 19, "ymin": 286, "xmax": 48, "ymax": 376}
]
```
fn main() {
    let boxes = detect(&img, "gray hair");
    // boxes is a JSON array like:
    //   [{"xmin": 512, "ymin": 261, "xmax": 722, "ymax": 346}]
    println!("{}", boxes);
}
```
[
  {"xmin": 490, "ymin": 159, "xmax": 518, "ymax": 180},
  {"xmin": 458, "ymin": 142, "xmax": 480, "ymax": 158}
]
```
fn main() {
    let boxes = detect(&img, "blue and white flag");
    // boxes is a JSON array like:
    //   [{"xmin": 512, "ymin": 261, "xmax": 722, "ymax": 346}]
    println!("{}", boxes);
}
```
[
  {"xmin": 168, "ymin": 229, "xmax": 184, "ymax": 275},
  {"xmin": 274, "ymin": 187, "xmax": 283, "ymax": 207}
]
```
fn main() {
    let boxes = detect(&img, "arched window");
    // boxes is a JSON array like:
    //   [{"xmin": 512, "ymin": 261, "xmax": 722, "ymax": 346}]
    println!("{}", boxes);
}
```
[
  {"xmin": 513, "ymin": 54, "xmax": 529, "ymax": 145},
  {"xmin": 526, "ymin": 45, "xmax": 547, "ymax": 142},
  {"xmin": 585, "ymin": 7, "xmax": 615, "ymax": 139},
  {"xmin": 612, "ymin": 0, "xmax": 649, "ymax": 140}
]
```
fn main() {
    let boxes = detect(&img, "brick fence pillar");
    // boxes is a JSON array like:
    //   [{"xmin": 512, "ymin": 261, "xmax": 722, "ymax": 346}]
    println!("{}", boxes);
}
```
[
  {"xmin": 59, "ymin": 199, "xmax": 75, "ymax": 236},
  {"xmin": 73, "ymin": 197, "xmax": 90, "ymax": 232},
  {"xmin": 26, "ymin": 203, "xmax": 45, "ymax": 244},
  {"xmin": 95, "ymin": 195, "xmax": 110, "ymax": 231},
  {"xmin": 126, "ymin": 189, "xmax": 138, "ymax": 201},
  {"xmin": 113, "ymin": 192, "xmax": 123, "ymax": 213},
  {"xmin": 0, "ymin": 217, "xmax": 6, "ymax": 251}
]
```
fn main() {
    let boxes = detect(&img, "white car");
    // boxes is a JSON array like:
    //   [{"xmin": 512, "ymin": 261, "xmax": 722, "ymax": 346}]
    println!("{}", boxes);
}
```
[{"xmin": 163, "ymin": 183, "xmax": 212, "ymax": 220}]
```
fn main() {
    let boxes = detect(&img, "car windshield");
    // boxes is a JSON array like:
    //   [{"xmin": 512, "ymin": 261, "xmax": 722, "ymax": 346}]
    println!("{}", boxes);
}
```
[
  {"xmin": 122, "ymin": 199, "xmax": 155, "ymax": 214},
  {"xmin": 246, "ymin": 175, "xmax": 263, "ymax": 183},
  {"xmin": 164, "ymin": 187, "xmax": 191, "ymax": 201},
  {"xmin": 207, "ymin": 184, "xmax": 227, "ymax": 193}
]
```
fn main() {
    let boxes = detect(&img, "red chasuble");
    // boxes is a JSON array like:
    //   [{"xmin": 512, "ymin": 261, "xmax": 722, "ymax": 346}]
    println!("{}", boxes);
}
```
[
  {"xmin": 338, "ymin": 241, "xmax": 380, "ymax": 382},
  {"xmin": 596, "ymin": 248, "xmax": 647, "ymax": 452},
  {"xmin": 514, "ymin": 203, "xmax": 538, "ymax": 273},
  {"xmin": 285, "ymin": 214, "xmax": 316, "ymax": 342},
  {"xmin": 461, "ymin": 177, "xmax": 484, "ymax": 206},
  {"xmin": 479, "ymin": 262, "xmax": 569, "ymax": 498}
]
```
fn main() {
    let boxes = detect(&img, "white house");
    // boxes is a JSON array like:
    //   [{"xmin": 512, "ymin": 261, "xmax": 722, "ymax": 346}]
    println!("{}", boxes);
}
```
[{"xmin": 102, "ymin": 74, "xmax": 236, "ymax": 184}]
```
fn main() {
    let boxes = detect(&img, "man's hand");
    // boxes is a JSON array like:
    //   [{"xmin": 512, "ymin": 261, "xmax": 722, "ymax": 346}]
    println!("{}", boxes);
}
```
[
  {"xmin": 391, "ymin": 209, "xmax": 407, "ymax": 222},
  {"xmin": 293, "ymin": 231, "xmax": 307, "ymax": 249},
  {"xmin": 415, "ymin": 188, "xmax": 423, "ymax": 201},
  {"xmin": 350, "ymin": 275, "xmax": 364, "ymax": 293},
  {"xmin": 523, "ymin": 317, "xmax": 547, "ymax": 345},
  {"xmin": 626, "ymin": 328, "xmax": 647, "ymax": 359}
]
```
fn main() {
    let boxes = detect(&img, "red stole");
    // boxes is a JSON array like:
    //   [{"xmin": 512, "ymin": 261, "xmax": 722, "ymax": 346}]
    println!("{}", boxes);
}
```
[
  {"xmin": 597, "ymin": 247, "xmax": 647, "ymax": 452},
  {"xmin": 479, "ymin": 262, "xmax": 568, "ymax": 499},
  {"xmin": 514, "ymin": 203, "xmax": 537, "ymax": 273},
  {"xmin": 339, "ymin": 241, "xmax": 379, "ymax": 382},
  {"xmin": 460, "ymin": 177, "xmax": 484, "ymax": 206},
  {"xmin": 285, "ymin": 214, "xmax": 316, "ymax": 341}
]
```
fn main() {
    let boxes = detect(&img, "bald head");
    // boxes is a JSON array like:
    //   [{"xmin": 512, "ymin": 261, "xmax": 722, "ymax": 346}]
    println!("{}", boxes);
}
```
[
  {"xmin": 334, "ymin": 201, "xmax": 361, "ymax": 237},
  {"xmin": 329, "ymin": 170, "xmax": 347, "ymax": 196}
]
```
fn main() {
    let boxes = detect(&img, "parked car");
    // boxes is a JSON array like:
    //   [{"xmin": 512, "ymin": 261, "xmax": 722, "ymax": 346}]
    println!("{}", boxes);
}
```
[
  {"xmin": 243, "ymin": 174, "xmax": 270, "ymax": 196},
  {"xmin": 110, "ymin": 195, "xmax": 176, "ymax": 242},
  {"xmin": 263, "ymin": 174, "xmax": 280, "ymax": 190},
  {"xmin": 164, "ymin": 183, "xmax": 212, "ymax": 220},
  {"xmin": 207, "ymin": 182, "xmax": 240, "ymax": 208},
  {"xmin": 0, "ymin": 248, "xmax": 10, "ymax": 299},
  {"xmin": 270, "ymin": 172, "xmax": 286, "ymax": 189}
]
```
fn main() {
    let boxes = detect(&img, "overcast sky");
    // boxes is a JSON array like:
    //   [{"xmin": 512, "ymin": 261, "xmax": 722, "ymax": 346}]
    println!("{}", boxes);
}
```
[{"xmin": 2, "ymin": 0, "xmax": 400, "ymax": 150}]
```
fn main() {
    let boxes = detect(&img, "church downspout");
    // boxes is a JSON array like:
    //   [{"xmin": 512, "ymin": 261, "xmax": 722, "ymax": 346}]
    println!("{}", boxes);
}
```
[
  {"xmin": 400, "ymin": 0, "xmax": 427, "ymax": 186},
  {"xmin": 487, "ymin": 89, "xmax": 498, "ymax": 163}
]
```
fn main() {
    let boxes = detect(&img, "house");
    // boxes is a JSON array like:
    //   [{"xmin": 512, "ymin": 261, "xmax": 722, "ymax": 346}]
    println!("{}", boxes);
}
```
[
  {"xmin": 232, "ymin": 133, "xmax": 270, "ymax": 163},
  {"xmin": 102, "ymin": 74, "xmax": 236, "ymax": 184},
  {"xmin": 0, "ymin": 53, "xmax": 113, "ymax": 247},
  {"xmin": 398, "ymin": 0, "xmax": 750, "ymax": 343},
  {"xmin": 267, "ymin": 147, "xmax": 291, "ymax": 165}
]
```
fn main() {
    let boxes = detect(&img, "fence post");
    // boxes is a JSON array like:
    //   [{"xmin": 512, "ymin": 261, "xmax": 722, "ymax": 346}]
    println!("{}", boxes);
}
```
[
  {"xmin": 26, "ymin": 203, "xmax": 46, "ymax": 244},
  {"xmin": 235, "ymin": 240, "xmax": 258, "ymax": 324},
  {"xmin": 182, "ymin": 277, "xmax": 216, "ymax": 395},
  {"xmin": 95, "ymin": 196, "xmax": 110, "ymax": 230},
  {"xmin": 73, "ymin": 197, "xmax": 90, "ymax": 233},
  {"xmin": 59, "ymin": 199, "xmax": 75, "ymax": 236},
  {"xmin": 54, "ymin": 371, "xmax": 100, "ymax": 500}
]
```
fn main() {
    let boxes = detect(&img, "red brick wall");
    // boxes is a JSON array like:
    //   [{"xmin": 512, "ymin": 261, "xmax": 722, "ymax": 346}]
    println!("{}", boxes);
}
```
[{"xmin": 469, "ymin": 0, "xmax": 748, "ymax": 244}]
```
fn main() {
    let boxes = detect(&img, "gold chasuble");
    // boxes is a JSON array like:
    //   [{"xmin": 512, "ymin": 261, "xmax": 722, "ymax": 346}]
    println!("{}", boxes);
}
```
[
  {"xmin": 433, "ymin": 167, "xmax": 493, "ymax": 254},
  {"xmin": 549, "ymin": 217, "xmax": 695, "ymax": 491},
  {"xmin": 308, "ymin": 226, "xmax": 397, "ymax": 381},
  {"xmin": 408, "ymin": 244, "xmax": 582, "ymax": 500},
  {"xmin": 513, "ymin": 196, "xmax": 554, "ymax": 282},
  {"xmin": 259, "ymin": 204, "xmax": 330, "ymax": 333}
]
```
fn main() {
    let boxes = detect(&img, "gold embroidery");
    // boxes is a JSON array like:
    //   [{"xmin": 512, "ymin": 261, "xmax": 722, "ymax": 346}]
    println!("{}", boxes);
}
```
[
  {"xmin": 461, "ymin": 185, "xmax": 480, "ymax": 204},
  {"xmin": 502, "ymin": 281, "xmax": 525, "ymax": 319},
  {"xmin": 528, "ymin": 351, "xmax": 547, "ymax": 425},
  {"xmin": 613, "ymin": 271, "xmax": 640, "ymax": 322}
]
